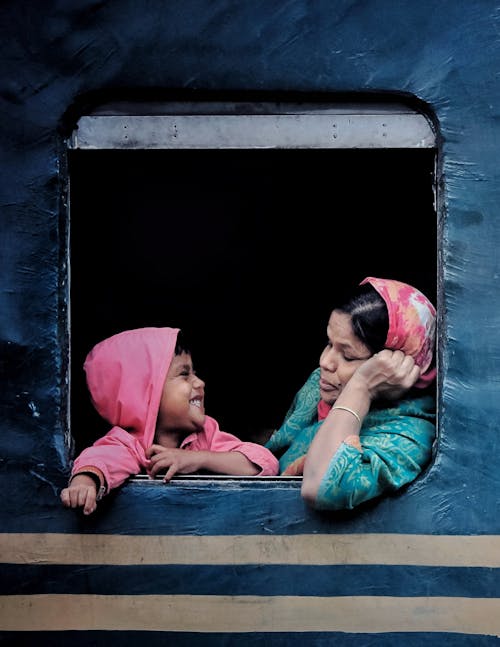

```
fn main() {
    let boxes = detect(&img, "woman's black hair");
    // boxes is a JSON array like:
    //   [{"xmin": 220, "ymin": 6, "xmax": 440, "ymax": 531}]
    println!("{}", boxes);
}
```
[
  {"xmin": 174, "ymin": 329, "xmax": 191, "ymax": 356},
  {"xmin": 335, "ymin": 283, "xmax": 389, "ymax": 354}
]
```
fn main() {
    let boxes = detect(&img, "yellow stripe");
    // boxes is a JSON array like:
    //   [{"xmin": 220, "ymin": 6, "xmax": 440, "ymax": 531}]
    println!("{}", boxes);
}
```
[
  {"xmin": 1, "ymin": 594, "xmax": 499, "ymax": 635},
  {"xmin": 2, "ymin": 532, "xmax": 500, "ymax": 567}
]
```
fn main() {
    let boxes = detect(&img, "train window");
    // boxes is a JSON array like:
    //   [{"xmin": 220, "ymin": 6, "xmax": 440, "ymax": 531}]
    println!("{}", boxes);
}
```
[{"xmin": 67, "ymin": 100, "xmax": 437, "ymax": 462}]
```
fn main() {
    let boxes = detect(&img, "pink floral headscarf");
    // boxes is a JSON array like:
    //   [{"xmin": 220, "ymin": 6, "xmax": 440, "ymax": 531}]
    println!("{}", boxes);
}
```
[{"xmin": 360, "ymin": 276, "xmax": 436, "ymax": 388}]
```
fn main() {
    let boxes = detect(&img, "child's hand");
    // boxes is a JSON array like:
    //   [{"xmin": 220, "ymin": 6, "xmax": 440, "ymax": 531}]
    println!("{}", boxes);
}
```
[
  {"xmin": 146, "ymin": 444, "xmax": 204, "ymax": 482},
  {"xmin": 60, "ymin": 474, "xmax": 99, "ymax": 516}
]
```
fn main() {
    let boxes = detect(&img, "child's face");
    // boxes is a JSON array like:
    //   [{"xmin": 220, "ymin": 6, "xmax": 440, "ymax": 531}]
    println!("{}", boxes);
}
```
[{"xmin": 156, "ymin": 351, "xmax": 206, "ymax": 434}]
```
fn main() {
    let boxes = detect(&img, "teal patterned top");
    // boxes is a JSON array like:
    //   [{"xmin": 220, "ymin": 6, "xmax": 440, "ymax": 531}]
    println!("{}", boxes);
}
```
[{"xmin": 265, "ymin": 368, "xmax": 436, "ymax": 510}]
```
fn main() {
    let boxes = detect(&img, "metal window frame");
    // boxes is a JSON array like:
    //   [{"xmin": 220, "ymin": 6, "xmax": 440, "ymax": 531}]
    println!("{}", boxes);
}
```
[{"xmin": 69, "ymin": 102, "xmax": 436, "ymax": 150}]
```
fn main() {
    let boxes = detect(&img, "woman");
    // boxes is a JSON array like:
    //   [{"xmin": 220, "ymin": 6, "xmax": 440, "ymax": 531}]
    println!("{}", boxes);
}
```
[{"xmin": 265, "ymin": 276, "xmax": 436, "ymax": 511}]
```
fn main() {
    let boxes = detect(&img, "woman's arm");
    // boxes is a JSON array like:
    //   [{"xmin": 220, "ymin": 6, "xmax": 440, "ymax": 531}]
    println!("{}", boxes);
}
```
[
  {"xmin": 314, "ymin": 410, "xmax": 435, "ymax": 510},
  {"xmin": 301, "ymin": 350, "xmax": 421, "ymax": 506}
]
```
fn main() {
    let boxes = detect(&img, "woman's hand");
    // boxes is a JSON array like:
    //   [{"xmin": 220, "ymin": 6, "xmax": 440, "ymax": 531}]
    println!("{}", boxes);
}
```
[{"xmin": 352, "ymin": 349, "xmax": 421, "ymax": 401}]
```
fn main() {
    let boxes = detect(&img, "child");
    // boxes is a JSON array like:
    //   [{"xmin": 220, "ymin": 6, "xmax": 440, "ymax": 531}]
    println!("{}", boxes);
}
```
[{"xmin": 61, "ymin": 327, "xmax": 279, "ymax": 515}]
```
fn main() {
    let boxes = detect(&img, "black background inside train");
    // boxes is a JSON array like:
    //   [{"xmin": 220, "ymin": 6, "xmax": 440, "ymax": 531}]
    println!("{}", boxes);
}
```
[{"xmin": 69, "ymin": 141, "xmax": 436, "ymax": 453}]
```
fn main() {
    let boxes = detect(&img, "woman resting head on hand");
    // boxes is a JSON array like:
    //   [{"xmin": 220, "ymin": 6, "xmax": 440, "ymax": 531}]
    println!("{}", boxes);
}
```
[{"xmin": 265, "ymin": 276, "xmax": 436, "ymax": 511}]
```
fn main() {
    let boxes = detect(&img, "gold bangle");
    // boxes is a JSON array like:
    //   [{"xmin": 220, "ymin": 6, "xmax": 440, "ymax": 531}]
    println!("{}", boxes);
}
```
[{"xmin": 331, "ymin": 405, "xmax": 362, "ymax": 425}]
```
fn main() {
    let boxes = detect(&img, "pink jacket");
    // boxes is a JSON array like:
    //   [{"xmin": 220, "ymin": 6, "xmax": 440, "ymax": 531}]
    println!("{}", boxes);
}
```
[{"xmin": 72, "ymin": 327, "xmax": 279, "ymax": 491}]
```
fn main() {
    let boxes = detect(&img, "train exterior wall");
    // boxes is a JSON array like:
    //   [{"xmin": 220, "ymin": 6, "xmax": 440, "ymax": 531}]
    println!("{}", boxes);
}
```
[{"xmin": 1, "ymin": 1, "xmax": 500, "ymax": 644}]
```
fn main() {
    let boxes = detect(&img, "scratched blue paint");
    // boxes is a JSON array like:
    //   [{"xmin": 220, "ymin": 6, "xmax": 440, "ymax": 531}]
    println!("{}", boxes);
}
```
[{"xmin": 1, "ymin": 1, "xmax": 500, "ymax": 643}]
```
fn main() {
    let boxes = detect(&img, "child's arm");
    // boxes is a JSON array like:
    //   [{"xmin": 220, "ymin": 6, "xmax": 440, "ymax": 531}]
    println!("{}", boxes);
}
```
[
  {"xmin": 146, "ymin": 445, "xmax": 260, "ymax": 481},
  {"xmin": 146, "ymin": 416, "xmax": 279, "ymax": 480},
  {"xmin": 201, "ymin": 416, "xmax": 279, "ymax": 475},
  {"xmin": 60, "ymin": 426, "xmax": 150, "ymax": 514}
]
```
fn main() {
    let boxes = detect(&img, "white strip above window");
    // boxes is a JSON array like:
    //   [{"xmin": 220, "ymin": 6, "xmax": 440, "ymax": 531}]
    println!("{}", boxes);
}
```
[{"xmin": 69, "ymin": 104, "xmax": 435, "ymax": 150}]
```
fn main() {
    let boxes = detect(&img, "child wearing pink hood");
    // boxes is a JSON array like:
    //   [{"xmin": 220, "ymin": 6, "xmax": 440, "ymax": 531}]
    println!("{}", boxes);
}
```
[{"xmin": 61, "ymin": 327, "xmax": 279, "ymax": 515}]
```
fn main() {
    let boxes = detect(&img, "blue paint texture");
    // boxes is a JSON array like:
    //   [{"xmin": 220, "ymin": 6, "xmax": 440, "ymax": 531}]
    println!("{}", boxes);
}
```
[{"xmin": 1, "ymin": 0, "xmax": 500, "ymax": 642}]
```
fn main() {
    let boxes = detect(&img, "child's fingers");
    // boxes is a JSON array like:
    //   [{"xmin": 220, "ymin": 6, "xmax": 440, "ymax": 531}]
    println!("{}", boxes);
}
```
[
  {"xmin": 163, "ymin": 464, "xmax": 177, "ymax": 483},
  {"xmin": 145, "ymin": 444, "xmax": 164, "ymax": 458},
  {"xmin": 68, "ymin": 488, "xmax": 81, "ymax": 508},
  {"xmin": 83, "ymin": 490, "xmax": 97, "ymax": 516},
  {"xmin": 60, "ymin": 488, "xmax": 70, "ymax": 507},
  {"xmin": 148, "ymin": 457, "xmax": 168, "ymax": 478},
  {"xmin": 61, "ymin": 485, "xmax": 98, "ymax": 515}
]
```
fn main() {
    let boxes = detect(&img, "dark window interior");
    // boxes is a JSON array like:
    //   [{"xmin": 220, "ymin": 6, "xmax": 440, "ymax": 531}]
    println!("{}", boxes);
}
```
[{"xmin": 69, "ymin": 148, "xmax": 436, "ymax": 455}]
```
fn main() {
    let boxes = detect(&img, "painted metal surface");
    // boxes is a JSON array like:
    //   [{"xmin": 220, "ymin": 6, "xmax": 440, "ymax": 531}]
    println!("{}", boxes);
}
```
[
  {"xmin": 1, "ymin": 0, "xmax": 500, "ymax": 644},
  {"xmin": 70, "ymin": 109, "xmax": 435, "ymax": 149}
]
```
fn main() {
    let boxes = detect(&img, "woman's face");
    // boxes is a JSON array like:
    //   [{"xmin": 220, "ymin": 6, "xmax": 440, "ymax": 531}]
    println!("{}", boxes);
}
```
[{"xmin": 319, "ymin": 310, "xmax": 373, "ymax": 405}]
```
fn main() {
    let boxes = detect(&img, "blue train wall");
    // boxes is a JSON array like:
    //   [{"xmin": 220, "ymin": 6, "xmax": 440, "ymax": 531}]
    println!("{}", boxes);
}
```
[{"xmin": 1, "ymin": 1, "xmax": 500, "ymax": 644}]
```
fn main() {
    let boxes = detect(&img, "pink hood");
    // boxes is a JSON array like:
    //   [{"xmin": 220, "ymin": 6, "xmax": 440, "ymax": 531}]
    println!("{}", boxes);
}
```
[{"xmin": 84, "ymin": 327, "xmax": 179, "ymax": 448}]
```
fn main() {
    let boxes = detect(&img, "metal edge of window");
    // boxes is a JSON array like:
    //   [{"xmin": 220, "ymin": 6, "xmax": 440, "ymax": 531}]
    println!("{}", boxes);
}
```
[
  {"xmin": 129, "ymin": 474, "xmax": 302, "ymax": 486},
  {"xmin": 68, "ymin": 103, "xmax": 436, "ymax": 150}
]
